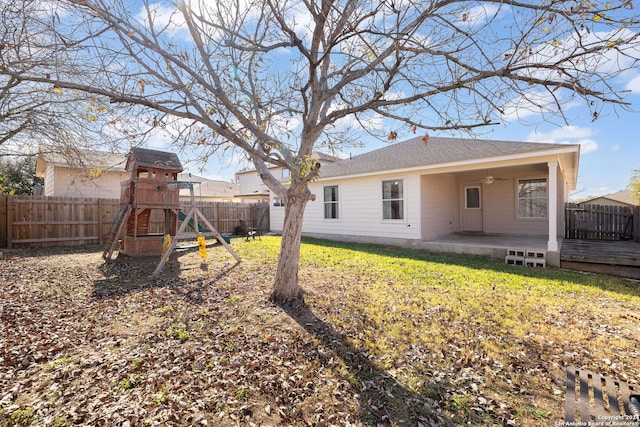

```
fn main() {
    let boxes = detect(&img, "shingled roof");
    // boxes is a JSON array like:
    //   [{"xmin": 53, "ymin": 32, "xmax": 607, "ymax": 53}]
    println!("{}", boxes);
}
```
[
  {"xmin": 582, "ymin": 189, "xmax": 638, "ymax": 206},
  {"xmin": 126, "ymin": 147, "xmax": 183, "ymax": 172},
  {"xmin": 319, "ymin": 136, "xmax": 579, "ymax": 178}
]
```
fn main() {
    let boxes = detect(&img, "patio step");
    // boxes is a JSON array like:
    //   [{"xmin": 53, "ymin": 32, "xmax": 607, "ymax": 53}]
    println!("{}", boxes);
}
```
[
  {"xmin": 526, "ymin": 249, "xmax": 546, "ymax": 259},
  {"xmin": 505, "ymin": 255, "xmax": 525, "ymax": 266},
  {"xmin": 507, "ymin": 248, "xmax": 526, "ymax": 257},
  {"xmin": 506, "ymin": 247, "xmax": 546, "ymax": 267},
  {"xmin": 525, "ymin": 257, "xmax": 546, "ymax": 268}
]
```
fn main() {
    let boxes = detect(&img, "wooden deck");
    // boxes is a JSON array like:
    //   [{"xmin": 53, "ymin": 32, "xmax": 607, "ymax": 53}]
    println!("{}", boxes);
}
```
[
  {"xmin": 560, "ymin": 239, "xmax": 640, "ymax": 279},
  {"xmin": 420, "ymin": 234, "xmax": 640, "ymax": 278}
]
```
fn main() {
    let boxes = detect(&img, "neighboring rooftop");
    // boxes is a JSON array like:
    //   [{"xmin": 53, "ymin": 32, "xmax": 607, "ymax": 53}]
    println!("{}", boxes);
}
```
[
  {"xmin": 36, "ymin": 146, "xmax": 128, "ymax": 177},
  {"xmin": 319, "ymin": 136, "xmax": 579, "ymax": 178},
  {"xmin": 581, "ymin": 189, "xmax": 638, "ymax": 206},
  {"xmin": 177, "ymin": 173, "xmax": 238, "ymax": 199}
]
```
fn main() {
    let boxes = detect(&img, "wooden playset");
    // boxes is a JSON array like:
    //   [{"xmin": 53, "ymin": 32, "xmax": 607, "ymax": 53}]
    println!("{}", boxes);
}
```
[{"xmin": 102, "ymin": 147, "xmax": 240, "ymax": 274}]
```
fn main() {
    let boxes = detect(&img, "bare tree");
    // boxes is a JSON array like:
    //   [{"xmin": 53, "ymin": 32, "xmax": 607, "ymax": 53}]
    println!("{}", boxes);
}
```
[
  {"xmin": 2, "ymin": 0, "xmax": 638, "ymax": 302},
  {"xmin": 0, "ymin": 76, "xmax": 135, "ymax": 157},
  {"xmin": 0, "ymin": 0, "xmax": 159, "ymax": 158}
]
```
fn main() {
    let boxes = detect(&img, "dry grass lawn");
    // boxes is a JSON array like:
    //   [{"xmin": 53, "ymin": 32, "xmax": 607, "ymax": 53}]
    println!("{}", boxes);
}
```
[{"xmin": 1, "ymin": 236, "xmax": 639, "ymax": 426}]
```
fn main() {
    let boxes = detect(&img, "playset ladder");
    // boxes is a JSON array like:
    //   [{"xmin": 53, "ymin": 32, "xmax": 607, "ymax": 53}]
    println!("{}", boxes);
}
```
[{"xmin": 102, "ymin": 205, "xmax": 132, "ymax": 260}]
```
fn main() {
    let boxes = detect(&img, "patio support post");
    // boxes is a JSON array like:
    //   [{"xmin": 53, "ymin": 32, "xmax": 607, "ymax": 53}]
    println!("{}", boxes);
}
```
[{"xmin": 547, "ymin": 161, "xmax": 559, "ymax": 252}]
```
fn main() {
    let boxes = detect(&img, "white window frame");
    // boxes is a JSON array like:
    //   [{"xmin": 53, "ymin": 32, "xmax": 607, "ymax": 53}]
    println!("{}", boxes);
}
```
[
  {"xmin": 517, "ymin": 178, "xmax": 547, "ymax": 219},
  {"xmin": 382, "ymin": 179, "xmax": 405, "ymax": 220},
  {"xmin": 323, "ymin": 185, "xmax": 340, "ymax": 220},
  {"xmin": 465, "ymin": 186, "xmax": 481, "ymax": 209}
]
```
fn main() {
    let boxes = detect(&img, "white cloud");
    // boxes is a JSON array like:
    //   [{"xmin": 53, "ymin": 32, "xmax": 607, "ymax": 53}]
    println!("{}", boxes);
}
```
[
  {"xmin": 625, "ymin": 73, "xmax": 640, "ymax": 94},
  {"xmin": 144, "ymin": 130, "xmax": 173, "ymax": 150},
  {"xmin": 332, "ymin": 111, "xmax": 385, "ymax": 134},
  {"xmin": 197, "ymin": 150, "xmax": 249, "ymax": 181},
  {"xmin": 135, "ymin": 3, "xmax": 187, "ymax": 37},
  {"xmin": 499, "ymin": 89, "xmax": 585, "ymax": 123},
  {"xmin": 533, "ymin": 125, "xmax": 593, "ymax": 140},
  {"xmin": 573, "ymin": 138, "xmax": 598, "ymax": 154},
  {"xmin": 500, "ymin": 91, "xmax": 558, "ymax": 122},
  {"xmin": 288, "ymin": 4, "xmax": 315, "ymax": 42},
  {"xmin": 136, "ymin": 1, "xmax": 258, "ymax": 42},
  {"xmin": 457, "ymin": 4, "xmax": 504, "ymax": 27},
  {"xmin": 270, "ymin": 114, "xmax": 301, "ymax": 134},
  {"xmin": 527, "ymin": 125, "xmax": 598, "ymax": 153}
]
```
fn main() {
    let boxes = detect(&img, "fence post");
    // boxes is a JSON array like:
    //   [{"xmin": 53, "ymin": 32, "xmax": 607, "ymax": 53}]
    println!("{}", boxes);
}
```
[
  {"xmin": 7, "ymin": 194, "xmax": 12, "ymax": 249},
  {"xmin": 0, "ymin": 193, "xmax": 6, "ymax": 248},
  {"xmin": 216, "ymin": 202, "xmax": 222, "ymax": 234},
  {"xmin": 632, "ymin": 206, "xmax": 640, "ymax": 243},
  {"xmin": 98, "ymin": 198, "xmax": 104, "ymax": 244},
  {"xmin": 564, "ymin": 203, "xmax": 571, "ymax": 239}
]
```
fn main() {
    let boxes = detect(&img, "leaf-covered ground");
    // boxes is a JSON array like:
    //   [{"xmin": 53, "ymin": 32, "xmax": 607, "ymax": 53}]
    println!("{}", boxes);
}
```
[{"xmin": 1, "ymin": 237, "xmax": 639, "ymax": 426}]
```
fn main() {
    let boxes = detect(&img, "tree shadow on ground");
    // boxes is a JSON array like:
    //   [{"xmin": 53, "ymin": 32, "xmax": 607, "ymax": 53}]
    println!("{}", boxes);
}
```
[
  {"xmin": 280, "ymin": 298, "xmax": 453, "ymax": 426},
  {"xmin": 3, "ymin": 243, "xmax": 106, "ymax": 259},
  {"xmin": 92, "ymin": 245, "xmax": 239, "ymax": 303}
]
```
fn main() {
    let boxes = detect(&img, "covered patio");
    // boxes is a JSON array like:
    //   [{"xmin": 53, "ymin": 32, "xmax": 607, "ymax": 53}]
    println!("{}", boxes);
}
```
[{"xmin": 417, "ymin": 157, "xmax": 573, "ymax": 266}]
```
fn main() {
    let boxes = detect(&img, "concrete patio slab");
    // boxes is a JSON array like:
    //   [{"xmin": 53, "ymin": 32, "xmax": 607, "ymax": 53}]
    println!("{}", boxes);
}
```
[{"xmin": 418, "ymin": 233, "xmax": 549, "ymax": 260}]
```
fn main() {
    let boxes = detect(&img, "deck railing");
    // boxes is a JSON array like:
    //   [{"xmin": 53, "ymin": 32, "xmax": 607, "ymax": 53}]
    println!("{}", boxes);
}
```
[{"xmin": 565, "ymin": 203, "xmax": 639, "ymax": 242}]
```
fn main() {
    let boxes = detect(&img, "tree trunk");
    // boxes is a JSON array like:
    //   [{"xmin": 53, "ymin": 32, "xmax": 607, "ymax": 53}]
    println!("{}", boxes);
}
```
[{"xmin": 269, "ymin": 187, "xmax": 309, "ymax": 304}]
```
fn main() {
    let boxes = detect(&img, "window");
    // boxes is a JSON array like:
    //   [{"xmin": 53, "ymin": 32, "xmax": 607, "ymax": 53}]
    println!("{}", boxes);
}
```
[
  {"xmin": 323, "ymin": 185, "xmax": 339, "ymax": 219},
  {"xmin": 273, "ymin": 197, "xmax": 284, "ymax": 207},
  {"xmin": 282, "ymin": 168, "xmax": 290, "ymax": 179},
  {"xmin": 518, "ymin": 178, "xmax": 547, "ymax": 218},
  {"xmin": 465, "ymin": 186, "xmax": 481, "ymax": 209},
  {"xmin": 382, "ymin": 180, "xmax": 404, "ymax": 219}
]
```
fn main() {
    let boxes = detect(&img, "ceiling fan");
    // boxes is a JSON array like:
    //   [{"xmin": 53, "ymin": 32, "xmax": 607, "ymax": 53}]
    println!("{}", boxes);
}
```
[{"xmin": 480, "ymin": 175, "xmax": 508, "ymax": 185}]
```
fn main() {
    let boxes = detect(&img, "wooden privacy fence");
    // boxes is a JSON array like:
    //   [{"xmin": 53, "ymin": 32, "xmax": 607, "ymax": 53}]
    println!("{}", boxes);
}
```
[
  {"xmin": 565, "ymin": 203, "xmax": 639, "ymax": 241},
  {"xmin": 0, "ymin": 194, "xmax": 269, "ymax": 249}
]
